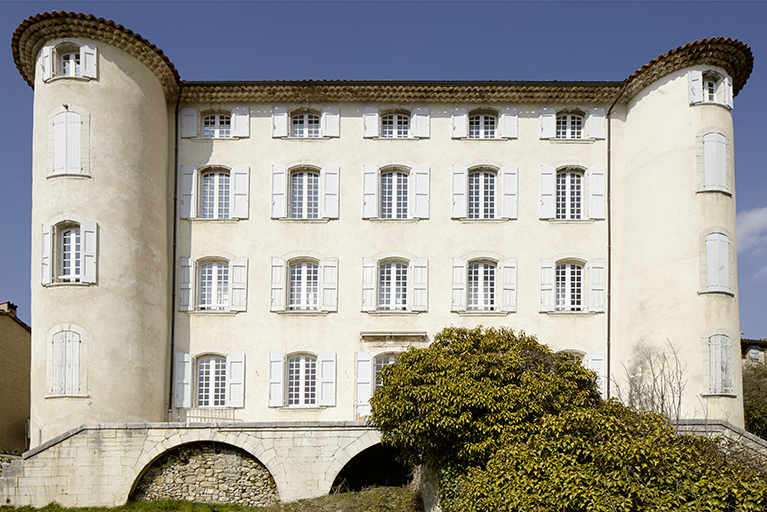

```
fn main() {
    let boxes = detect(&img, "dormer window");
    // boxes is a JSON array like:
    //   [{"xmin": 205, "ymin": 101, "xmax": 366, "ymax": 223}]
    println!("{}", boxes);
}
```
[
  {"xmin": 468, "ymin": 111, "xmax": 497, "ymax": 139},
  {"xmin": 180, "ymin": 107, "xmax": 250, "ymax": 139},
  {"xmin": 291, "ymin": 111, "xmax": 321, "ymax": 138},
  {"xmin": 688, "ymin": 70, "xmax": 733, "ymax": 108},
  {"xmin": 41, "ymin": 42, "xmax": 97, "ymax": 81},
  {"xmin": 363, "ymin": 107, "xmax": 430, "ymax": 139},
  {"xmin": 381, "ymin": 112, "xmax": 410, "ymax": 139},
  {"xmin": 556, "ymin": 113, "xmax": 583, "ymax": 139}
]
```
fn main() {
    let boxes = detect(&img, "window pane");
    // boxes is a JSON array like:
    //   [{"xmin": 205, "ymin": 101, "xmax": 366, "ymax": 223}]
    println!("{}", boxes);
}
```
[
  {"xmin": 288, "ymin": 355, "xmax": 317, "ymax": 405},
  {"xmin": 199, "ymin": 262, "xmax": 229, "ymax": 310},
  {"xmin": 60, "ymin": 227, "xmax": 81, "ymax": 281},
  {"xmin": 289, "ymin": 262, "xmax": 319, "ymax": 310},
  {"xmin": 556, "ymin": 263, "xmax": 582, "ymax": 311},
  {"xmin": 468, "ymin": 172, "xmax": 495, "ymax": 219},
  {"xmin": 468, "ymin": 262, "xmax": 495, "ymax": 310},
  {"xmin": 379, "ymin": 262, "xmax": 407, "ymax": 310},
  {"xmin": 197, "ymin": 357, "xmax": 226, "ymax": 407},
  {"xmin": 556, "ymin": 172, "xmax": 582, "ymax": 220},
  {"xmin": 291, "ymin": 171, "xmax": 319, "ymax": 219}
]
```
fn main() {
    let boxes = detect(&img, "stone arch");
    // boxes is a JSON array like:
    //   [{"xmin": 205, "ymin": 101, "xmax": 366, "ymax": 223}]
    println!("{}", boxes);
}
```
[
  {"xmin": 128, "ymin": 440, "xmax": 278, "ymax": 506},
  {"xmin": 320, "ymin": 429, "xmax": 382, "ymax": 494},
  {"xmin": 331, "ymin": 443, "xmax": 411, "ymax": 492}
]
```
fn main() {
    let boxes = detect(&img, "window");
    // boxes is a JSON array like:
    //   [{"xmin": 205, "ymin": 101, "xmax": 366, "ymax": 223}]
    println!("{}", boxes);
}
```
[
  {"xmin": 700, "ymin": 132, "xmax": 728, "ymax": 192},
  {"xmin": 178, "ymin": 257, "xmax": 248, "ymax": 312},
  {"xmin": 354, "ymin": 352, "xmax": 400, "ymax": 418},
  {"xmin": 556, "ymin": 170, "xmax": 583, "ymax": 219},
  {"xmin": 271, "ymin": 106, "xmax": 340, "ymax": 137},
  {"xmin": 469, "ymin": 113, "xmax": 496, "ymax": 139},
  {"xmin": 52, "ymin": 110, "xmax": 82, "ymax": 175},
  {"xmin": 688, "ymin": 70, "xmax": 733, "ymax": 108},
  {"xmin": 451, "ymin": 108, "xmax": 517, "ymax": 139},
  {"xmin": 468, "ymin": 261, "xmax": 496, "ymax": 311},
  {"xmin": 41, "ymin": 43, "xmax": 97, "ymax": 81},
  {"xmin": 375, "ymin": 354, "xmax": 398, "ymax": 388},
  {"xmin": 41, "ymin": 221, "xmax": 97, "ymax": 285},
  {"xmin": 451, "ymin": 165, "xmax": 517, "ymax": 220},
  {"xmin": 179, "ymin": 165, "xmax": 249, "ymax": 220},
  {"xmin": 381, "ymin": 113, "xmax": 410, "ymax": 138},
  {"xmin": 362, "ymin": 165, "xmax": 429, "ymax": 220},
  {"xmin": 556, "ymin": 263, "xmax": 583, "ymax": 312},
  {"xmin": 363, "ymin": 107, "xmax": 430, "ymax": 138},
  {"xmin": 202, "ymin": 113, "xmax": 231, "ymax": 139},
  {"xmin": 270, "ymin": 256, "xmax": 338, "ymax": 312},
  {"xmin": 540, "ymin": 259, "xmax": 604, "ymax": 313},
  {"xmin": 268, "ymin": 352, "xmax": 336, "ymax": 407},
  {"xmin": 539, "ymin": 165, "xmax": 604, "ymax": 220},
  {"xmin": 705, "ymin": 232, "xmax": 731, "ymax": 293},
  {"xmin": 539, "ymin": 108, "xmax": 605, "ymax": 139},
  {"xmin": 362, "ymin": 256, "xmax": 428, "ymax": 312},
  {"xmin": 180, "ymin": 107, "xmax": 249, "ymax": 138},
  {"xmin": 290, "ymin": 170, "xmax": 320, "ymax": 219},
  {"xmin": 197, "ymin": 356, "xmax": 226, "ymax": 407},
  {"xmin": 556, "ymin": 113, "xmax": 583, "ymax": 139},
  {"xmin": 271, "ymin": 164, "xmax": 339, "ymax": 219},
  {"xmin": 51, "ymin": 331, "xmax": 80, "ymax": 395},
  {"xmin": 58, "ymin": 45, "xmax": 80, "ymax": 77},
  {"xmin": 749, "ymin": 346, "xmax": 761, "ymax": 361},
  {"xmin": 709, "ymin": 334, "xmax": 733, "ymax": 394},
  {"xmin": 451, "ymin": 257, "xmax": 516, "ymax": 313},
  {"xmin": 174, "ymin": 352, "xmax": 245, "ymax": 409}
]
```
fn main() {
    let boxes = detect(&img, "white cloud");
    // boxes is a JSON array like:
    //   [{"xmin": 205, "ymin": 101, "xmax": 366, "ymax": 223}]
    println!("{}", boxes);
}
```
[
  {"xmin": 755, "ymin": 265, "xmax": 767, "ymax": 281},
  {"xmin": 737, "ymin": 206, "xmax": 767, "ymax": 254}
]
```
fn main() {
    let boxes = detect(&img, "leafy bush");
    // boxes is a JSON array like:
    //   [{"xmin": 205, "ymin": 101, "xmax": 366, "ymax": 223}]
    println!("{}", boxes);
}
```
[{"xmin": 743, "ymin": 362, "xmax": 767, "ymax": 439}]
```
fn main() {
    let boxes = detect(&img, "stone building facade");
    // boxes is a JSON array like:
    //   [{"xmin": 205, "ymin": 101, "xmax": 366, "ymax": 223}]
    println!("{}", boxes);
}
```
[{"xmin": 0, "ymin": 302, "xmax": 31, "ymax": 455}]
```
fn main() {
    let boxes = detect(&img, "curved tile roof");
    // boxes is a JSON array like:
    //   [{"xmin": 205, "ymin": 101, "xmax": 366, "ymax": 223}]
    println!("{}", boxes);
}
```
[{"xmin": 12, "ymin": 12, "xmax": 753, "ymax": 105}]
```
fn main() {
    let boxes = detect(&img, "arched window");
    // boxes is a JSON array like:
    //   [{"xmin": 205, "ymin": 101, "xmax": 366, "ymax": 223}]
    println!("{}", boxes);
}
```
[
  {"xmin": 291, "ymin": 111, "xmax": 321, "ymax": 138},
  {"xmin": 290, "ymin": 169, "xmax": 320, "ymax": 219},
  {"xmin": 56, "ymin": 43, "xmax": 80, "ymax": 77},
  {"xmin": 556, "ymin": 169, "xmax": 583, "ymax": 220},
  {"xmin": 58, "ymin": 223, "xmax": 81, "ymax": 282},
  {"xmin": 287, "ymin": 354, "xmax": 317, "ymax": 405},
  {"xmin": 196, "ymin": 355, "xmax": 226, "ymax": 407},
  {"xmin": 289, "ymin": 261, "xmax": 320, "ymax": 311},
  {"xmin": 468, "ymin": 260, "xmax": 496, "ymax": 311},
  {"xmin": 202, "ymin": 113, "xmax": 231, "ymax": 138},
  {"xmin": 556, "ymin": 262, "xmax": 583, "ymax": 311},
  {"xmin": 200, "ymin": 169, "xmax": 230, "ymax": 219},
  {"xmin": 42, "ymin": 220, "xmax": 98, "ymax": 285},
  {"xmin": 51, "ymin": 330, "xmax": 80, "ymax": 395},
  {"xmin": 468, "ymin": 111, "xmax": 496, "ymax": 139},
  {"xmin": 381, "ymin": 112, "xmax": 410, "ymax": 139},
  {"xmin": 703, "ymin": 72, "xmax": 723, "ymax": 103},
  {"xmin": 556, "ymin": 113, "xmax": 583, "ymax": 139},
  {"xmin": 375, "ymin": 354, "xmax": 398, "ymax": 388},
  {"xmin": 380, "ymin": 169, "xmax": 409, "ymax": 219},
  {"xmin": 378, "ymin": 261, "xmax": 408, "ymax": 311},
  {"xmin": 468, "ymin": 170, "xmax": 496, "ymax": 219},
  {"xmin": 198, "ymin": 260, "xmax": 229, "ymax": 310}
]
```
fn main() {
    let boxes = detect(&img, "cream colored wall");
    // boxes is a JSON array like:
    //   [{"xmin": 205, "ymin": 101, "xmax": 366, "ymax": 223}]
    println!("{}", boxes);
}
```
[
  {"xmin": 616, "ymin": 65, "xmax": 742, "ymax": 425},
  {"xmin": 29, "ymin": 39, "xmax": 171, "ymax": 446},
  {"xmin": 0, "ymin": 314, "xmax": 30, "ymax": 454}
]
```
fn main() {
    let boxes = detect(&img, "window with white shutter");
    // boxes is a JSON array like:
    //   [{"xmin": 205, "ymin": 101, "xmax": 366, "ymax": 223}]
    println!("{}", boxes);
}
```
[
  {"xmin": 42, "ymin": 220, "xmax": 98, "ymax": 285},
  {"xmin": 709, "ymin": 334, "xmax": 733, "ymax": 394},
  {"xmin": 51, "ymin": 331, "xmax": 81, "ymax": 396},
  {"xmin": 177, "ymin": 256, "xmax": 248, "ymax": 312},
  {"xmin": 355, "ymin": 352, "xmax": 373, "ymax": 419},
  {"xmin": 272, "ymin": 165, "xmax": 339, "ymax": 220},
  {"xmin": 705, "ymin": 233, "xmax": 730, "ymax": 293},
  {"xmin": 42, "ymin": 42, "xmax": 98, "ymax": 82},
  {"xmin": 181, "ymin": 108, "xmax": 249, "ymax": 139},
  {"xmin": 179, "ymin": 165, "xmax": 249, "ymax": 220},
  {"xmin": 703, "ymin": 133, "xmax": 728, "ymax": 192},
  {"xmin": 689, "ymin": 70, "xmax": 734, "ymax": 109},
  {"xmin": 269, "ymin": 351, "xmax": 337, "ymax": 408},
  {"xmin": 451, "ymin": 256, "xmax": 515, "ymax": 314},
  {"xmin": 363, "ymin": 255, "xmax": 428, "ymax": 313},
  {"xmin": 52, "ymin": 111, "xmax": 82, "ymax": 175},
  {"xmin": 363, "ymin": 165, "xmax": 429, "ymax": 220},
  {"xmin": 175, "ymin": 352, "xmax": 192, "ymax": 408}
]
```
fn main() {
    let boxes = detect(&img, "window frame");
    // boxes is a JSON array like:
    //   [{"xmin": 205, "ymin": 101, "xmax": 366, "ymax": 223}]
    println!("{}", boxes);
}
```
[
  {"xmin": 378, "ymin": 260, "xmax": 409, "ymax": 311},
  {"xmin": 467, "ymin": 169, "xmax": 497, "ymax": 219},
  {"xmin": 467, "ymin": 260, "xmax": 497, "ymax": 311},
  {"xmin": 201, "ymin": 112, "xmax": 231, "ymax": 139},
  {"xmin": 362, "ymin": 255, "xmax": 428, "ymax": 313},
  {"xmin": 197, "ymin": 259, "xmax": 230, "ymax": 311},
  {"xmin": 291, "ymin": 111, "xmax": 322, "ymax": 138},
  {"xmin": 196, "ymin": 355, "xmax": 227, "ymax": 408},
  {"xmin": 556, "ymin": 169, "xmax": 584, "ymax": 220},
  {"xmin": 555, "ymin": 112, "xmax": 584, "ymax": 140},
  {"xmin": 178, "ymin": 256, "xmax": 248, "ymax": 312},
  {"xmin": 555, "ymin": 262, "xmax": 584, "ymax": 312},
  {"xmin": 286, "ymin": 354, "xmax": 318, "ymax": 406},
  {"xmin": 380, "ymin": 168, "xmax": 410, "ymax": 219},
  {"xmin": 708, "ymin": 334, "xmax": 733, "ymax": 395},
  {"xmin": 689, "ymin": 69, "xmax": 733, "ymax": 109},
  {"xmin": 50, "ymin": 330, "xmax": 81, "ymax": 396},
  {"xmin": 41, "ymin": 42, "xmax": 97, "ymax": 82},
  {"xmin": 42, "ymin": 220, "xmax": 97, "ymax": 286},
  {"xmin": 468, "ymin": 110, "xmax": 498, "ymax": 139},
  {"xmin": 199, "ymin": 169, "xmax": 231, "ymax": 219},
  {"xmin": 290, "ymin": 168, "xmax": 321, "ymax": 219},
  {"xmin": 363, "ymin": 164, "xmax": 430, "ymax": 220},
  {"xmin": 288, "ymin": 260, "xmax": 320, "ymax": 311},
  {"xmin": 179, "ymin": 165, "xmax": 250, "ymax": 220},
  {"xmin": 380, "ymin": 111, "xmax": 411, "ymax": 139},
  {"xmin": 374, "ymin": 354, "xmax": 399, "ymax": 389}
]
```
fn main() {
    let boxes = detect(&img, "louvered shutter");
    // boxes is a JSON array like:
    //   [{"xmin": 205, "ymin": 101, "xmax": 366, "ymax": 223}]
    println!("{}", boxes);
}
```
[
  {"xmin": 226, "ymin": 353, "xmax": 246, "ymax": 408},
  {"xmin": 231, "ymin": 106, "xmax": 249, "ymax": 137},
  {"xmin": 589, "ymin": 108, "xmax": 606, "ymax": 139},
  {"xmin": 362, "ymin": 164, "xmax": 379, "ymax": 218},
  {"xmin": 540, "ymin": 165, "xmax": 556, "ymax": 219},
  {"xmin": 66, "ymin": 112, "xmax": 82, "ymax": 174},
  {"xmin": 709, "ymin": 336, "xmax": 722, "ymax": 393},
  {"xmin": 499, "ymin": 165, "xmax": 518, "ymax": 219},
  {"xmin": 41, "ymin": 46, "xmax": 53, "ymax": 81},
  {"xmin": 721, "ymin": 336, "xmax": 733, "ymax": 393},
  {"xmin": 363, "ymin": 107, "xmax": 379, "ymax": 138},
  {"xmin": 318, "ymin": 352, "xmax": 337, "ymax": 406},
  {"xmin": 180, "ymin": 108, "xmax": 198, "ymax": 138},
  {"xmin": 589, "ymin": 259, "xmax": 606, "ymax": 312},
  {"xmin": 53, "ymin": 113, "xmax": 66, "ymax": 174},
  {"xmin": 178, "ymin": 258, "xmax": 193, "ymax": 311},
  {"xmin": 270, "ymin": 257, "xmax": 286, "ymax": 311},
  {"xmin": 451, "ymin": 258, "xmax": 467, "ymax": 311},
  {"xmin": 706, "ymin": 233, "xmax": 729, "ymax": 291},
  {"xmin": 229, "ymin": 258, "xmax": 248, "ymax": 312},
  {"xmin": 179, "ymin": 166, "xmax": 196, "ymax": 219},
  {"xmin": 64, "ymin": 332, "xmax": 80, "ymax": 395},
  {"xmin": 703, "ymin": 133, "xmax": 727, "ymax": 190},
  {"xmin": 272, "ymin": 107, "xmax": 288, "ymax": 137},
  {"xmin": 688, "ymin": 70, "xmax": 703, "ymax": 104},
  {"xmin": 412, "ymin": 107, "xmax": 430, "ymax": 138},
  {"xmin": 175, "ymin": 352, "xmax": 192, "ymax": 408},
  {"xmin": 80, "ymin": 44, "xmax": 97, "ymax": 78},
  {"xmin": 540, "ymin": 108, "xmax": 556, "ymax": 138},
  {"xmin": 271, "ymin": 164, "xmax": 288, "ymax": 218},
  {"xmin": 229, "ymin": 164, "xmax": 250, "ymax": 219},
  {"xmin": 320, "ymin": 257, "xmax": 338, "ymax": 312},
  {"xmin": 410, "ymin": 258, "xmax": 428, "ymax": 312},
  {"xmin": 268, "ymin": 353, "xmax": 285, "ymax": 407},
  {"xmin": 411, "ymin": 165, "xmax": 430, "ymax": 219},
  {"xmin": 321, "ymin": 106, "xmax": 340, "ymax": 137},
  {"xmin": 42, "ymin": 223, "xmax": 52, "ymax": 285},
  {"xmin": 540, "ymin": 259, "xmax": 555, "ymax": 312},
  {"xmin": 586, "ymin": 351, "xmax": 606, "ymax": 397},
  {"xmin": 724, "ymin": 75, "xmax": 733, "ymax": 109},
  {"xmin": 362, "ymin": 258, "xmax": 376, "ymax": 311},
  {"xmin": 500, "ymin": 258, "xmax": 517, "ymax": 312},
  {"xmin": 321, "ymin": 164, "xmax": 340, "ymax": 219},
  {"xmin": 589, "ymin": 165, "xmax": 606, "ymax": 219},
  {"xmin": 52, "ymin": 332, "xmax": 65, "ymax": 394},
  {"xmin": 499, "ymin": 107, "xmax": 518, "ymax": 138},
  {"xmin": 451, "ymin": 108, "xmax": 468, "ymax": 138},
  {"xmin": 355, "ymin": 353, "xmax": 373, "ymax": 419},
  {"xmin": 81, "ymin": 221, "xmax": 97, "ymax": 284},
  {"xmin": 451, "ymin": 164, "xmax": 468, "ymax": 218}
]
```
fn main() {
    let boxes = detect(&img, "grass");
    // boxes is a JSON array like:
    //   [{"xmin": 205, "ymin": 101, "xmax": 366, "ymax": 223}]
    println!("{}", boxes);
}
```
[{"xmin": 0, "ymin": 486, "xmax": 422, "ymax": 512}]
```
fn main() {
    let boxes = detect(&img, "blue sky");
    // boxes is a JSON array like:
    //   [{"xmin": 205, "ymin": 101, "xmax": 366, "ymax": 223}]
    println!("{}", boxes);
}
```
[{"xmin": 2, "ymin": 1, "xmax": 766, "ymax": 337}]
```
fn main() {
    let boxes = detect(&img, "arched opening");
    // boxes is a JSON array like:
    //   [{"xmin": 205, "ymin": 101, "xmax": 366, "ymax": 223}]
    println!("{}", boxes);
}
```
[
  {"xmin": 331, "ymin": 443, "xmax": 411, "ymax": 492},
  {"xmin": 130, "ymin": 441, "xmax": 278, "ymax": 506}
]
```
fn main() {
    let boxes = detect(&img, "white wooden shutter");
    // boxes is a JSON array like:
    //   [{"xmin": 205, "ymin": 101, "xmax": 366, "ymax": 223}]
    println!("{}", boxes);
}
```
[
  {"xmin": 721, "ymin": 336, "xmax": 733, "ymax": 393},
  {"xmin": 318, "ymin": 352, "xmax": 337, "ymax": 406},
  {"xmin": 271, "ymin": 164, "xmax": 288, "ymax": 218},
  {"xmin": 451, "ymin": 108, "xmax": 468, "ymax": 138},
  {"xmin": 585, "ymin": 351, "xmax": 606, "ymax": 397},
  {"xmin": 451, "ymin": 258, "xmax": 467, "ymax": 312},
  {"xmin": 229, "ymin": 258, "xmax": 248, "ymax": 312},
  {"xmin": 80, "ymin": 221, "xmax": 97, "ymax": 284},
  {"xmin": 52, "ymin": 332, "xmax": 64, "ymax": 394},
  {"xmin": 362, "ymin": 258, "xmax": 376, "ymax": 311},
  {"xmin": 272, "ymin": 107, "xmax": 288, "ymax": 137},
  {"xmin": 81, "ymin": 44, "xmax": 97, "ymax": 79},
  {"xmin": 499, "ymin": 165, "xmax": 518, "ymax": 219},
  {"xmin": 53, "ymin": 112, "xmax": 66, "ymax": 174},
  {"xmin": 500, "ymin": 258, "xmax": 517, "ymax": 313},
  {"xmin": 363, "ymin": 107, "xmax": 379, "ymax": 138},
  {"xmin": 589, "ymin": 165, "xmax": 606, "ymax": 220},
  {"xmin": 320, "ymin": 257, "xmax": 338, "ymax": 312},
  {"xmin": 588, "ymin": 108, "xmax": 606, "ymax": 139},
  {"xmin": 703, "ymin": 133, "xmax": 727, "ymax": 190},
  {"xmin": 589, "ymin": 259, "xmax": 606, "ymax": 312},
  {"xmin": 688, "ymin": 70, "xmax": 703, "ymax": 104},
  {"xmin": 231, "ymin": 106, "xmax": 250, "ymax": 137},
  {"xmin": 42, "ymin": 223, "xmax": 52, "ymax": 285},
  {"xmin": 451, "ymin": 164, "xmax": 468, "ymax": 218},
  {"xmin": 321, "ymin": 164, "xmax": 340, "ymax": 219},
  {"xmin": 412, "ymin": 107, "xmax": 430, "ymax": 138},
  {"xmin": 706, "ymin": 233, "xmax": 729, "ymax": 291},
  {"xmin": 321, "ymin": 106, "xmax": 340, "ymax": 137},
  {"xmin": 64, "ymin": 331, "xmax": 80, "ymax": 395},
  {"xmin": 179, "ymin": 166, "xmax": 196, "ymax": 219},
  {"xmin": 540, "ymin": 107, "xmax": 556, "ymax": 138},
  {"xmin": 355, "ymin": 353, "xmax": 374, "ymax": 419},
  {"xmin": 540, "ymin": 259, "xmax": 555, "ymax": 312},
  {"xmin": 410, "ymin": 258, "xmax": 428, "ymax": 312},
  {"xmin": 268, "ymin": 353, "xmax": 285, "ymax": 407},
  {"xmin": 41, "ymin": 46, "xmax": 53, "ymax": 81},
  {"xmin": 411, "ymin": 165, "xmax": 430, "ymax": 219},
  {"xmin": 180, "ymin": 108, "xmax": 198, "ymax": 138},
  {"xmin": 499, "ymin": 107, "xmax": 518, "ymax": 138},
  {"xmin": 178, "ymin": 257, "xmax": 193, "ymax": 311},
  {"xmin": 709, "ymin": 335, "xmax": 723, "ymax": 393},
  {"xmin": 66, "ymin": 112, "xmax": 82, "ymax": 174},
  {"xmin": 230, "ymin": 164, "xmax": 250, "ymax": 219},
  {"xmin": 226, "ymin": 353, "xmax": 246, "ymax": 408},
  {"xmin": 724, "ymin": 75, "xmax": 733, "ymax": 109},
  {"xmin": 174, "ymin": 352, "xmax": 192, "ymax": 408},
  {"xmin": 270, "ymin": 257, "xmax": 286, "ymax": 311},
  {"xmin": 362, "ymin": 164, "xmax": 379, "ymax": 218},
  {"xmin": 540, "ymin": 165, "xmax": 556, "ymax": 219}
]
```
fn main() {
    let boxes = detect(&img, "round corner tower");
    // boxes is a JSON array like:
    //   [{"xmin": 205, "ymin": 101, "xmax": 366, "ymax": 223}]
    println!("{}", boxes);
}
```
[{"xmin": 12, "ymin": 11, "xmax": 180, "ymax": 446}]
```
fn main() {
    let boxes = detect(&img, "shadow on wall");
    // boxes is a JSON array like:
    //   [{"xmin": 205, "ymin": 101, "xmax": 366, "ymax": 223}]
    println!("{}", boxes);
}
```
[{"xmin": 331, "ymin": 443, "xmax": 411, "ymax": 492}]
